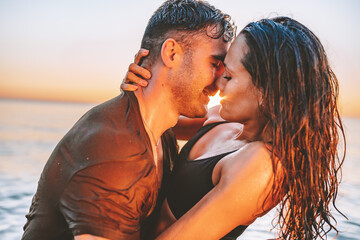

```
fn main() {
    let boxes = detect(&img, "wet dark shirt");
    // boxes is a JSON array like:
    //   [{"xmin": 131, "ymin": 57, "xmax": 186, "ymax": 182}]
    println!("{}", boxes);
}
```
[
  {"xmin": 22, "ymin": 91, "xmax": 175, "ymax": 240},
  {"xmin": 167, "ymin": 122, "xmax": 248, "ymax": 239}
]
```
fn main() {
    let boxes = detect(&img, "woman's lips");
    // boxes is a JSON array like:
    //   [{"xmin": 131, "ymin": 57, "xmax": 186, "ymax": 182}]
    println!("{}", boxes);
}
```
[{"xmin": 220, "ymin": 97, "xmax": 227, "ymax": 106}]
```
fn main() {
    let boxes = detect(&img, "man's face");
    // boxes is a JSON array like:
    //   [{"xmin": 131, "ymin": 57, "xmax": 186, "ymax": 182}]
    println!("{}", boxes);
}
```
[{"xmin": 169, "ymin": 34, "xmax": 230, "ymax": 118}]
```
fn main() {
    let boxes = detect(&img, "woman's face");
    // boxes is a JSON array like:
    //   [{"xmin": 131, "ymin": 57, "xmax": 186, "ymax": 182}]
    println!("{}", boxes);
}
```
[{"xmin": 217, "ymin": 34, "xmax": 263, "ymax": 123}]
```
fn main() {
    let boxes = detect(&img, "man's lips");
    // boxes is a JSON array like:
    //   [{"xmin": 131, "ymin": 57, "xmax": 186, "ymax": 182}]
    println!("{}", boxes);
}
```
[
  {"xmin": 203, "ymin": 90, "xmax": 210, "ymax": 98},
  {"xmin": 218, "ymin": 90, "xmax": 224, "ymax": 98},
  {"xmin": 203, "ymin": 89, "xmax": 218, "ymax": 97}
]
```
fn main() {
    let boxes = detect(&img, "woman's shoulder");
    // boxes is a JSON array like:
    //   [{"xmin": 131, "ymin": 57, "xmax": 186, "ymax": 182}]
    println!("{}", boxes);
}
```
[
  {"xmin": 221, "ymin": 141, "xmax": 273, "ymax": 184},
  {"xmin": 214, "ymin": 141, "xmax": 279, "ymax": 222},
  {"xmin": 235, "ymin": 141, "xmax": 271, "ymax": 164}
]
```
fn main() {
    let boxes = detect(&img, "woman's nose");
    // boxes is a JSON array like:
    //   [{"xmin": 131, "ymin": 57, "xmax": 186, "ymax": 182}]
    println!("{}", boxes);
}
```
[{"xmin": 216, "ymin": 74, "xmax": 225, "ymax": 91}]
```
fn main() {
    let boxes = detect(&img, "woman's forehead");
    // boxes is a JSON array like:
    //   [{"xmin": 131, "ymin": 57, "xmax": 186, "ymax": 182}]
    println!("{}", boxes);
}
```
[{"xmin": 224, "ymin": 35, "xmax": 249, "ymax": 72}]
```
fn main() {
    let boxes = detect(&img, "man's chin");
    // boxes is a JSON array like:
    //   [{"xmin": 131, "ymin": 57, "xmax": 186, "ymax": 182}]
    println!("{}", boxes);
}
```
[{"xmin": 182, "ymin": 105, "xmax": 208, "ymax": 118}]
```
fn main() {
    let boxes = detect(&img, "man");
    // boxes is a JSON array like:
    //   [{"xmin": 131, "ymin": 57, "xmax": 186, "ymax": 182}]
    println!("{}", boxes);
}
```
[{"xmin": 22, "ymin": 0, "xmax": 235, "ymax": 239}]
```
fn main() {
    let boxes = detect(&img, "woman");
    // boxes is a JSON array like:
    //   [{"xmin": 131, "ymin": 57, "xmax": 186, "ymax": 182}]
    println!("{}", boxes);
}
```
[{"xmin": 123, "ymin": 17, "xmax": 346, "ymax": 239}]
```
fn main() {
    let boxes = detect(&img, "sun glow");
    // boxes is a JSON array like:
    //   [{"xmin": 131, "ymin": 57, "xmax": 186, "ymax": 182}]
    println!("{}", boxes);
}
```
[{"xmin": 208, "ymin": 91, "xmax": 222, "ymax": 108}]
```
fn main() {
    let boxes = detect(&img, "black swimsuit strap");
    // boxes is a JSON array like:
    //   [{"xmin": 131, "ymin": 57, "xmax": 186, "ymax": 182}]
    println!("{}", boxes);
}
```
[{"xmin": 179, "ymin": 121, "xmax": 228, "ymax": 160}]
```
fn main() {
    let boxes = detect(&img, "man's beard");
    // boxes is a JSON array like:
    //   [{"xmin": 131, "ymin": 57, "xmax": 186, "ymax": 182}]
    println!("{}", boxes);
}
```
[
  {"xmin": 169, "ymin": 51, "xmax": 207, "ymax": 118},
  {"xmin": 170, "ymin": 73, "xmax": 207, "ymax": 118}
]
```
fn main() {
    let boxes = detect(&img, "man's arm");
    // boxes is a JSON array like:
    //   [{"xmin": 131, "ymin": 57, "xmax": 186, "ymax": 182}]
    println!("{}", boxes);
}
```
[
  {"xmin": 152, "ymin": 198, "xmax": 176, "ymax": 237},
  {"xmin": 71, "ymin": 159, "xmax": 174, "ymax": 240},
  {"xmin": 75, "ymin": 234, "xmax": 109, "ymax": 240},
  {"xmin": 172, "ymin": 116, "xmax": 207, "ymax": 140}
]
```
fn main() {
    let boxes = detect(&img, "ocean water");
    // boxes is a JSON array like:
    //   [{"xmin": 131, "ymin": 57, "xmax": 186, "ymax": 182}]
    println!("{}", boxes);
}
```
[{"xmin": 0, "ymin": 99, "xmax": 359, "ymax": 239}]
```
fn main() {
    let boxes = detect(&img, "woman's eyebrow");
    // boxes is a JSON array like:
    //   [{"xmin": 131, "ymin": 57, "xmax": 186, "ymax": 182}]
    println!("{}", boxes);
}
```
[{"xmin": 223, "ymin": 62, "xmax": 235, "ymax": 74}]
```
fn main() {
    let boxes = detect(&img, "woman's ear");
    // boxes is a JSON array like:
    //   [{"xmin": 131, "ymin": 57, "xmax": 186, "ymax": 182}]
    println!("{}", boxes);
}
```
[
  {"xmin": 161, "ymin": 38, "xmax": 183, "ymax": 68},
  {"xmin": 258, "ymin": 91, "xmax": 265, "ymax": 111}
]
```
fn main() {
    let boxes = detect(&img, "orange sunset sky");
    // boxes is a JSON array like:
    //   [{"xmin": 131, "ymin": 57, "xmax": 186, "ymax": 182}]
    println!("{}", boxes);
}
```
[{"xmin": 0, "ymin": 0, "xmax": 359, "ymax": 116}]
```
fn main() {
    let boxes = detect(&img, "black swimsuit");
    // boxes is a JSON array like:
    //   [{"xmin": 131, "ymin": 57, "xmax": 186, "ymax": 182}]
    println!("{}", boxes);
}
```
[{"xmin": 167, "ymin": 122, "xmax": 248, "ymax": 239}]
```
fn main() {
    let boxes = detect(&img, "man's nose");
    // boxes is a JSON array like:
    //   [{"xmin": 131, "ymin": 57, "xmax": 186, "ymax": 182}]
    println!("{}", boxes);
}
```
[
  {"xmin": 214, "ymin": 63, "xmax": 225, "ymax": 80},
  {"xmin": 206, "ymin": 80, "xmax": 219, "ymax": 96}
]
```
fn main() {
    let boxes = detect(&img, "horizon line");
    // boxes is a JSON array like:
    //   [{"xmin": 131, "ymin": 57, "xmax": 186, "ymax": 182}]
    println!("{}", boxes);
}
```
[
  {"xmin": 1, "ymin": 96, "xmax": 359, "ymax": 118},
  {"xmin": 0, "ymin": 96, "xmax": 101, "ymax": 105}
]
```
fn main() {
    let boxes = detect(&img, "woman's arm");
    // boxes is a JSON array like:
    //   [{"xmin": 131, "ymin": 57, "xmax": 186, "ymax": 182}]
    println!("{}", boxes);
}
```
[{"xmin": 156, "ymin": 142, "xmax": 278, "ymax": 240}]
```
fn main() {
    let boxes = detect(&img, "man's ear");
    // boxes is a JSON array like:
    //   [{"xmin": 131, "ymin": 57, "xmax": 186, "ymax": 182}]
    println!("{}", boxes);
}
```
[{"xmin": 161, "ymin": 38, "xmax": 183, "ymax": 68}]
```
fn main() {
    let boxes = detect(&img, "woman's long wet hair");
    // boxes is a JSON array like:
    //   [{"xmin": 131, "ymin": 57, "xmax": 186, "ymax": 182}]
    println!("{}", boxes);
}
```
[{"xmin": 241, "ymin": 17, "xmax": 346, "ymax": 239}]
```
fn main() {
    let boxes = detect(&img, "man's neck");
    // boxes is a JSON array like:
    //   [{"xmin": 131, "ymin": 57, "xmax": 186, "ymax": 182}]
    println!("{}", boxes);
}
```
[{"xmin": 134, "ymin": 73, "xmax": 179, "ymax": 146}]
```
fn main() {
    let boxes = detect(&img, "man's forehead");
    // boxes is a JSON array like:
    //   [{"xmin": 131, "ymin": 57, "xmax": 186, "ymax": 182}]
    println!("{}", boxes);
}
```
[
  {"xmin": 187, "ymin": 33, "xmax": 229, "ymax": 59},
  {"xmin": 208, "ymin": 38, "xmax": 229, "ymax": 59}
]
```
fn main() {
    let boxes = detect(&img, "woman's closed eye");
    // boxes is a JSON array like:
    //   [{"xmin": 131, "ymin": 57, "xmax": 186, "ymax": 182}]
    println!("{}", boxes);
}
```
[
  {"xmin": 223, "ymin": 68, "xmax": 232, "ymax": 81},
  {"xmin": 224, "ymin": 75, "xmax": 232, "ymax": 81}
]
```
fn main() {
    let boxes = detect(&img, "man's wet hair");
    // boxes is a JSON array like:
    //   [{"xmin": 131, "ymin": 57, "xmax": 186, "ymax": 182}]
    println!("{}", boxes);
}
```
[{"xmin": 140, "ymin": 0, "xmax": 236, "ymax": 67}]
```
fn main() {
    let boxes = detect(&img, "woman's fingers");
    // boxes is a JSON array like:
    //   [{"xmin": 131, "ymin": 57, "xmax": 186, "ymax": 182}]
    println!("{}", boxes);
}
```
[
  {"xmin": 134, "ymin": 49, "xmax": 149, "ymax": 64},
  {"xmin": 125, "ymin": 71, "xmax": 149, "ymax": 87},
  {"xmin": 129, "ymin": 63, "xmax": 151, "ymax": 81},
  {"xmin": 121, "ymin": 82, "xmax": 138, "ymax": 91},
  {"xmin": 121, "ymin": 48, "xmax": 151, "ymax": 92}
]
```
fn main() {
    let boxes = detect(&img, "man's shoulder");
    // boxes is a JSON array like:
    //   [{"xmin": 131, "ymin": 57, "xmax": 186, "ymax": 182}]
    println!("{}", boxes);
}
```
[{"xmin": 61, "ymin": 93, "xmax": 151, "ymax": 164}]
